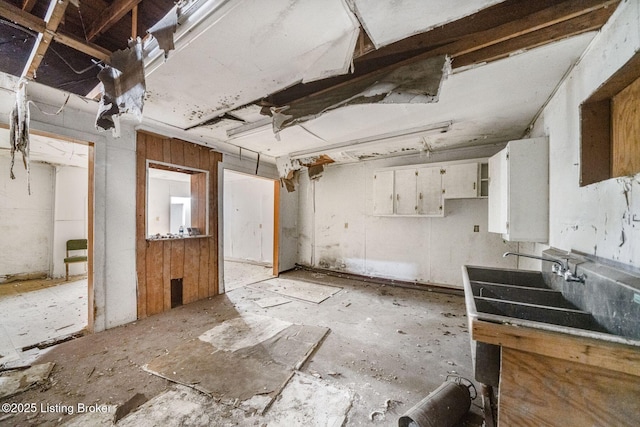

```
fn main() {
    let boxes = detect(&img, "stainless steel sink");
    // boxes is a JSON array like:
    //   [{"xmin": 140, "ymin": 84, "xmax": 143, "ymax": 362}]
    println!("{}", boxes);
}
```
[{"xmin": 462, "ymin": 265, "xmax": 606, "ymax": 386}]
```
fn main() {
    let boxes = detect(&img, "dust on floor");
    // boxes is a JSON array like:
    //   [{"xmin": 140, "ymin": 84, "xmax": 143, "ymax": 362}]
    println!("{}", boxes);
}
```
[{"xmin": 0, "ymin": 269, "xmax": 483, "ymax": 426}]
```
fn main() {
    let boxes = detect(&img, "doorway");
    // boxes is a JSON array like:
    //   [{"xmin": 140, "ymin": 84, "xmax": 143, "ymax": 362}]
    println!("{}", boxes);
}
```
[
  {"xmin": 0, "ymin": 130, "xmax": 93, "ymax": 366},
  {"xmin": 223, "ymin": 169, "xmax": 278, "ymax": 291}
]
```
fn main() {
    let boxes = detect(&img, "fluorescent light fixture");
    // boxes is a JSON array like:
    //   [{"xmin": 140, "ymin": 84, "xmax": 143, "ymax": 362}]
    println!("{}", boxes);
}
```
[
  {"xmin": 226, "ymin": 118, "xmax": 272, "ymax": 139},
  {"xmin": 289, "ymin": 120, "xmax": 452, "ymax": 159}
]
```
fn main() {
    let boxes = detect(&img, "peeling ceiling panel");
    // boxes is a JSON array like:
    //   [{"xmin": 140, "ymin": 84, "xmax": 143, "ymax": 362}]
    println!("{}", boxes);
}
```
[
  {"xmin": 298, "ymin": 32, "xmax": 596, "ymax": 156},
  {"xmin": 144, "ymin": 0, "xmax": 359, "ymax": 129},
  {"xmin": 353, "ymin": 0, "xmax": 507, "ymax": 48}
]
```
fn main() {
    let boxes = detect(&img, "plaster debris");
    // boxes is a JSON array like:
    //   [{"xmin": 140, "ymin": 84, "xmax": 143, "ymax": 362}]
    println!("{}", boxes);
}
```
[
  {"xmin": 9, "ymin": 82, "xmax": 30, "ymax": 194},
  {"xmin": 96, "ymin": 39, "xmax": 146, "ymax": 131},
  {"xmin": 0, "ymin": 362, "xmax": 54, "ymax": 399},
  {"xmin": 265, "ymin": 55, "xmax": 450, "ymax": 132},
  {"xmin": 148, "ymin": 5, "xmax": 179, "ymax": 60}
]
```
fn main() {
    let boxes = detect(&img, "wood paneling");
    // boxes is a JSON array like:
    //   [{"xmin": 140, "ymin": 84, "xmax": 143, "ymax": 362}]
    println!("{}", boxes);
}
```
[
  {"xmin": 472, "ymin": 319, "xmax": 640, "ymax": 377},
  {"xmin": 580, "ymin": 100, "xmax": 611, "ymax": 186},
  {"xmin": 612, "ymin": 76, "xmax": 640, "ymax": 177},
  {"xmin": 136, "ymin": 132, "xmax": 221, "ymax": 318},
  {"xmin": 499, "ymin": 348, "xmax": 640, "ymax": 426}
]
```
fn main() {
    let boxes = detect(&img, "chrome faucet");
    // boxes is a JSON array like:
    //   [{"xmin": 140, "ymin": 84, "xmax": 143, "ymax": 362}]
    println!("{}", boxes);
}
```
[{"xmin": 503, "ymin": 252, "xmax": 585, "ymax": 283}]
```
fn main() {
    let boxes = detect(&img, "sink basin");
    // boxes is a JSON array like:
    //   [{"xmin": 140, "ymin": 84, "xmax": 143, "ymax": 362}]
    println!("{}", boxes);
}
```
[{"xmin": 463, "ymin": 265, "xmax": 608, "ymax": 386}]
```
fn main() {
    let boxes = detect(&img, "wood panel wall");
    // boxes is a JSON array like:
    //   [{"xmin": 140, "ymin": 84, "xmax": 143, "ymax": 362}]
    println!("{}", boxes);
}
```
[
  {"xmin": 612, "ymin": 75, "xmax": 640, "ymax": 178},
  {"xmin": 136, "ymin": 131, "xmax": 222, "ymax": 318}
]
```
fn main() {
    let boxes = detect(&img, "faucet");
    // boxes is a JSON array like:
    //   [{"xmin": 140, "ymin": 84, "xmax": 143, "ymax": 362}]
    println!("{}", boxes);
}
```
[{"xmin": 503, "ymin": 252, "xmax": 585, "ymax": 283}]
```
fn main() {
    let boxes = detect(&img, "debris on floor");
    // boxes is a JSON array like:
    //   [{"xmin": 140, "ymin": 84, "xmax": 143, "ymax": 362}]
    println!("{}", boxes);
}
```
[
  {"xmin": 143, "ymin": 313, "xmax": 329, "ymax": 414},
  {"xmin": 0, "ymin": 362, "xmax": 55, "ymax": 399},
  {"xmin": 249, "ymin": 277, "xmax": 341, "ymax": 303},
  {"xmin": 254, "ymin": 296, "xmax": 291, "ymax": 308}
]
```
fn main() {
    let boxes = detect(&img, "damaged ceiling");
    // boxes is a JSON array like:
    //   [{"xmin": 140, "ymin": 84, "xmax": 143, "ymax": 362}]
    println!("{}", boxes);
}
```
[{"xmin": 0, "ymin": 0, "xmax": 622, "ymax": 175}]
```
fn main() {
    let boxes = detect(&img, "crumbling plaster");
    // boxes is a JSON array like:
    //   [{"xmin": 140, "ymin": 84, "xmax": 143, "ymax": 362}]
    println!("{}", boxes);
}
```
[{"xmin": 529, "ymin": 0, "xmax": 640, "ymax": 268}]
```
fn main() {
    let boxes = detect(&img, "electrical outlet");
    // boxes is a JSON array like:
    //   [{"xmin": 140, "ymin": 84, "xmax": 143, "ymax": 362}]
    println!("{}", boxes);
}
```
[{"xmin": 473, "ymin": 225, "xmax": 480, "ymax": 232}]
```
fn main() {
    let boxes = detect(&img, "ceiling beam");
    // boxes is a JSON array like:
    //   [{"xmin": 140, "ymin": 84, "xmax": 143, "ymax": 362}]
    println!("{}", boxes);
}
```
[
  {"xmin": 21, "ymin": 0, "xmax": 37, "ymax": 13},
  {"xmin": 86, "ymin": 0, "xmax": 142, "ymax": 41},
  {"xmin": 22, "ymin": 0, "xmax": 70, "ymax": 79},
  {"xmin": 453, "ymin": 6, "xmax": 617, "ymax": 69},
  {"xmin": 0, "ymin": 0, "xmax": 46, "ymax": 33},
  {"xmin": 0, "ymin": 1, "xmax": 112, "ymax": 62},
  {"xmin": 263, "ymin": 0, "xmax": 620, "ymax": 108},
  {"xmin": 53, "ymin": 31, "xmax": 112, "ymax": 62}
]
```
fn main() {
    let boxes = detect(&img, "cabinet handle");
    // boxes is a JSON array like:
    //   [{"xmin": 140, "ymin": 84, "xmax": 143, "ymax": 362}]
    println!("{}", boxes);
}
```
[
  {"xmin": 419, "ymin": 192, "xmax": 423, "ymax": 200},
  {"xmin": 473, "ymin": 182, "xmax": 476, "ymax": 190},
  {"xmin": 397, "ymin": 194, "xmax": 400, "ymax": 201}
]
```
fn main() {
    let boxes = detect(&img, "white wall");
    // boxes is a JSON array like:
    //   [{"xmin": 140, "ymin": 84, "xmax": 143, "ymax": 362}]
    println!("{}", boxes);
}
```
[
  {"xmin": 0, "ymin": 77, "xmax": 138, "ymax": 332},
  {"xmin": 52, "ymin": 165, "xmax": 88, "ymax": 278},
  {"xmin": 223, "ymin": 170, "xmax": 274, "ymax": 264},
  {"xmin": 147, "ymin": 177, "xmax": 190, "ymax": 236},
  {"xmin": 0, "ymin": 156, "xmax": 54, "ymax": 281},
  {"xmin": 529, "ymin": 0, "xmax": 640, "ymax": 267},
  {"xmin": 298, "ymin": 153, "xmax": 520, "ymax": 288}
]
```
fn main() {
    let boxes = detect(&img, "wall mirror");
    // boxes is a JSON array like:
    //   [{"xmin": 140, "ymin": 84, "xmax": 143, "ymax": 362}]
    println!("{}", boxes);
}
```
[{"xmin": 146, "ymin": 161, "xmax": 209, "ymax": 239}]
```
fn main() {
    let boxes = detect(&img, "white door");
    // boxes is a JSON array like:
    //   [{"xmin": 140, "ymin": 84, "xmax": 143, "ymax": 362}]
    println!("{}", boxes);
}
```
[
  {"xmin": 442, "ymin": 163, "xmax": 478, "ymax": 199},
  {"xmin": 394, "ymin": 169, "xmax": 418, "ymax": 215},
  {"xmin": 372, "ymin": 170, "xmax": 394, "ymax": 215}
]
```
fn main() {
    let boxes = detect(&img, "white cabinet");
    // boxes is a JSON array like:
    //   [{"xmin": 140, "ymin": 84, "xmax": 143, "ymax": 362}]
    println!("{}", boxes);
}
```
[
  {"xmin": 372, "ymin": 167, "xmax": 443, "ymax": 217},
  {"xmin": 488, "ymin": 137, "xmax": 549, "ymax": 242},
  {"xmin": 372, "ymin": 170, "xmax": 394, "ymax": 215},
  {"xmin": 417, "ymin": 167, "xmax": 444, "ymax": 216},
  {"xmin": 395, "ymin": 169, "xmax": 419, "ymax": 215},
  {"xmin": 442, "ymin": 163, "xmax": 480, "ymax": 199}
]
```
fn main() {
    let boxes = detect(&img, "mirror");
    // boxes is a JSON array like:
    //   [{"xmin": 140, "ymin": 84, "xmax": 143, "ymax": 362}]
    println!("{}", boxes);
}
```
[{"xmin": 146, "ymin": 162, "xmax": 208, "ymax": 239}]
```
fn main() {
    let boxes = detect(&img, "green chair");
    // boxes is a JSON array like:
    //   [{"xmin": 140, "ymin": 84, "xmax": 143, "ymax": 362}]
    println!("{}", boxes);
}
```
[{"xmin": 64, "ymin": 239, "xmax": 88, "ymax": 281}]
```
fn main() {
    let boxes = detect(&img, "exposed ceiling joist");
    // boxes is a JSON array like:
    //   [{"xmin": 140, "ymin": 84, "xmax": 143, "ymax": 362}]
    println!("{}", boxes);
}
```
[
  {"xmin": 86, "ymin": 0, "xmax": 142, "ymax": 41},
  {"xmin": 453, "ymin": 6, "xmax": 616, "ymax": 69},
  {"xmin": 263, "ymin": 0, "xmax": 619, "ymax": 108},
  {"xmin": 21, "ymin": 0, "xmax": 37, "ymax": 13},
  {"xmin": 0, "ymin": 0, "xmax": 45, "ymax": 32},
  {"xmin": 22, "ymin": 0, "xmax": 70, "ymax": 79},
  {"xmin": 0, "ymin": 1, "xmax": 112, "ymax": 63}
]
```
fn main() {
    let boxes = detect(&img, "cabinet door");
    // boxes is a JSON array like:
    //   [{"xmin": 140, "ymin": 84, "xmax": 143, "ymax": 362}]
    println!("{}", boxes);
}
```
[
  {"xmin": 442, "ymin": 163, "xmax": 479, "ymax": 199},
  {"xmin": 372, "ymin": 170, "xmax": 394, "ymax": 215},
  {"xmin": 488, "ymin": 149, "xmax": 508, "ymax": 233},
  {"xmin": 416, "ymin": 167, "xmax": 443, "ymax": 216},
  {"xmin": 394, "ymin": 169, "xmax": 418, "ymax": 215}
]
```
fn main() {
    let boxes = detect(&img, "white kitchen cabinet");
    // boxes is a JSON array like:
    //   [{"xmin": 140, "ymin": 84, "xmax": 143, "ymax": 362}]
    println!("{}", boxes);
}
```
[
  {"xmin": 442, "ymin": 163, "xmax": 479, "ymax": 199},
  {"xmin": 488, "ymin": 137, "xmax": 549, "ymax": 242},
  {"xmin": 417, "ymin": 167, "xmax": 444, "ymax": 216},
  {"xmin": 395, "ymin": 169, "xmax": 419, "ymax": 215},
  {"xmin": 372, "ymin": 170, "xmax": 394, "ymax": 215}
]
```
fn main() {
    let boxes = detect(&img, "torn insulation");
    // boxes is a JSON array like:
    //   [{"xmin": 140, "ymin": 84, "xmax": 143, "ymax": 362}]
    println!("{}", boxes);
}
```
[{"xmin": 9, "ymin": 82, "xmax": 31, "ymax": 194}]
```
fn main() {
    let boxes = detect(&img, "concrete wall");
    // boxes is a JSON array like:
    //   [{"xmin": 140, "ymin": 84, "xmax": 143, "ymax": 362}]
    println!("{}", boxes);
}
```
[
  {"xmin": 297, "ymin": 151, "xmax": 520, "ymax": 288},
  {"xmin": 529, "ymin": 0, "xmax": 640, "ymax": 268},
  {"xmin": 52, "ymin": 165, "xmax": 88, "ymax": 278},
  {"xmin": 223, "ymin": 170, "xmax": 274, "ymax": 264},
  {"xmin": 0, "ymin": 156, "xmax": 54, "ymax": 281}
]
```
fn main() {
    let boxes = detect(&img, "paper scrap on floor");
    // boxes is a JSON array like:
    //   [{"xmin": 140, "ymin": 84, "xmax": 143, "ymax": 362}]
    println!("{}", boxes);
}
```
[
  {"xmin": 143, "ymin": 313, "xmax": 329, "ymax": 414},
  {"xmin": 249, "ymin": 277, "xmax": 342, "ymax": 303}
]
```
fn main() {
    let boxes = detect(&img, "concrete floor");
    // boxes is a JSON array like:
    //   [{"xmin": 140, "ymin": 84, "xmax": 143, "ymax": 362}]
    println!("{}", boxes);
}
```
[
  {"xmin": 0, "ymin": 277, "xmax": 87, "ymax": 367},
  {"xmin": 223, "ymin": 259, "xmax": 274, "ymax": 291},
  {"xmin": 1, "ymin": 269, "xmax": 483, "ymax": 426}
]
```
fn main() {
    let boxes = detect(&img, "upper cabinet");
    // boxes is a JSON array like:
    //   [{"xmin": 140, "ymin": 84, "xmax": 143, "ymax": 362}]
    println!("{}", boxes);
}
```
[
  {"xmin": 372, "ymin": 159, "xmax": 487, "ymax": 217},
  {"xmin": 442, "ymin": 163, "xmax": 483, "ymax": 199},
  {"xmin": 488, "ymin": 137, "xmax": 549, "ymax": 242}
]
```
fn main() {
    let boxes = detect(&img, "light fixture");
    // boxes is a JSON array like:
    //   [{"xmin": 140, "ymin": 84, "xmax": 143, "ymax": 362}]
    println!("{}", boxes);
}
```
[{"xmin": 289, "ymin": 120, "xmax": 452, "ymax": 160}]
